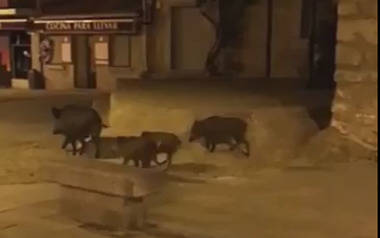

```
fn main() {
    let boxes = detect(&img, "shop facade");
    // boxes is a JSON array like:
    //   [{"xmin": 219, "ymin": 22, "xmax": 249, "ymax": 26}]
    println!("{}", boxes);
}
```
[
  {"xmin": 31, "ymin": 15, "xmax": 146, "ymax": 90},
  {"xmin": 27, "ymin": 0, "xmax": 154, "ymax": 91},
  {"xmin": 0, "ymin": 0, "xmax": 154, "ymax": 90},
  {"xmin": 0, "ymin": 0, "xmax": 35, "ymax": 88}
]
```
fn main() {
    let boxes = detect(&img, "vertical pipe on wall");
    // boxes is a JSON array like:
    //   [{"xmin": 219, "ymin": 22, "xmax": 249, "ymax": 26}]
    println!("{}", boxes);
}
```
[
  {"xmin": 36, "ymin": 0, "xmax": 42, "ymax": 14},
  {"xmin": 266, "ymin": 0, "xmax": 273, "ymax": 78},
  {"xmin": 141, "ymin": 26, "xmax": 148, "ymax": 74},
  {"xmin": 308, "ymin": 0, "xmax": 317, "ymax": 88}
]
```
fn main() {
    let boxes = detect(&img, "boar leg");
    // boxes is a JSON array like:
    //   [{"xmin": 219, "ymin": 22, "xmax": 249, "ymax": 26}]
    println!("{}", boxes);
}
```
[
  {"xmin": 209, "ymin": 142, "xmax": 216, "ymax": 153},
  {"xmin": 61, "ymin": 137, "xmax": 70, "ymax": 150},
  {"xmin": 238, "ymin": 139, "xmax": 250, "ymax": 157},
  {"xmin": 133, "ymin": 158, "xmax": 141, "ymax": 168},
  {"xmin": 123, "ymin": 157, "xmax": 132, "ymax": 166},
  {"xmin": 71, "ymin": 140, "xmax": 77, "ymax": 156},
  {"xmin": 142, "ymin": 158, "xmax": 151, "ymax": 168},
  {"xmin": 166, "ymin": 153, "xmax": 172, "ymax": 169},
  {"xmin": 79, "ymin": 139, "xmax": 87, "ymax": 156},
  {"xmin": 205, "ymin": 139, "xmax": 212, "ymax": 151},
  {"xmin": 160, "ymin": 153, "xmax": 172, "ymax": 171},
  {"xmin": 229, "ymin": 144, "xmax": 236, "ymax": 151},
  {"xmin": 243, "ymin": 140, "xmax": 250, "ymax": 157},
  {"xmin": 233, "ymin": 136, "xmax": 250, "ymax": 157}
]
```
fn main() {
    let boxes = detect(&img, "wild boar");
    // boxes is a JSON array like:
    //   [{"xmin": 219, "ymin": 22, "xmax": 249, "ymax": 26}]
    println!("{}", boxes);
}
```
[
  {"xmin": 189, "ymin": 116, "xmax": 250, "ymax": 157},
  {"xmin": 51, "ymin": 104, "xmax": 106, "ymax": 157},
  {"xmin": 141, "ymin": 131, "xmax": 182, "ymax": 168},
  {"xmin": 117, "ymin": 136, "xmax": 159, "ymax": 168}
]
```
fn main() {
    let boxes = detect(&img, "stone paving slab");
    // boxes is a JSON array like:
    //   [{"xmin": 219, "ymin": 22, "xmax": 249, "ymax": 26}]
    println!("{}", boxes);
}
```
[
  {"xmin": 0, "ymin": 184, "xmax": 112, "ymax": 238},
  {"xmin": 0, "ymin": 184, "xmax": 60, "ymax": 213}
]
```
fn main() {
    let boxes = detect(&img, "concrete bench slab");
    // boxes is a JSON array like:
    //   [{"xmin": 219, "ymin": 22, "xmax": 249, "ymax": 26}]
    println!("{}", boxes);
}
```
[
  {"xmin": 40, "ymin": 158, "xmax": 168, "ymax": 230},
  {"xmin": 41, "ymin": 158, "xmax": 167, "ymax": 198}
]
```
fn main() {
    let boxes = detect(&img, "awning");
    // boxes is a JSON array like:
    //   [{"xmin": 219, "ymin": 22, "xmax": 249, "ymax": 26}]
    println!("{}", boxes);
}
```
[
  {"xmin": 33, "ymin": 16, "xmax": 140, "ymax": 34},
  {"xmin": 0, "ymin": 8, "xmax": 35, "ymax": 16},
  {"xmin": 0, "ymin": 18, "xmax": 29, "ymax": 30}
]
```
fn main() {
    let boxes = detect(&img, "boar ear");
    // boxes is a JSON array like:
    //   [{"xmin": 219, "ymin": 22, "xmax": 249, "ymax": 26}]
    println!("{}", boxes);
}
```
[{"xmin": 51, "ymin": 107, "xmax": 61, "ymax": 119}]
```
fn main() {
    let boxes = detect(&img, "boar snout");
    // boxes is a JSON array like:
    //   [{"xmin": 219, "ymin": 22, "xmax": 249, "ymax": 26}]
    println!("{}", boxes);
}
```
[{"xmin": 53, "ymin": 128, "xmax": 61, "ymax": 135}]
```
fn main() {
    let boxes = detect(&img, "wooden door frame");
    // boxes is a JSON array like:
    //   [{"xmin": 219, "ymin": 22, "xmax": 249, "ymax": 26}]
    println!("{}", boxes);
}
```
[{"xmin": 73, "ymin": 35, "xmax": 94, "ymax": 89}]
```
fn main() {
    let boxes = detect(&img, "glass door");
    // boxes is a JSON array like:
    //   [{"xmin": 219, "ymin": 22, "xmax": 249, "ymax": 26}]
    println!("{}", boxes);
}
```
[{"xmin": 11, "ymin": 45, "xmax": 31, "ymax": 79}]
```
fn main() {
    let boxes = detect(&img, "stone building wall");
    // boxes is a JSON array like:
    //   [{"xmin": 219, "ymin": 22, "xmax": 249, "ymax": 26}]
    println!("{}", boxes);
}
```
[
  {"xmin": 147, "ymin": 0, "xmax": 308, "ymax": 79},
  {"xmin": 332, "ymin": 0, "xmax": 378, "ymax": 152}
]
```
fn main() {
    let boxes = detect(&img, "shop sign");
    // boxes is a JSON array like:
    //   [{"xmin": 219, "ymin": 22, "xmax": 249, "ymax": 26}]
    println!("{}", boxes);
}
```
[{"xmin": 34, "ymin": 19, "xmax": 139, "ymax": 34}]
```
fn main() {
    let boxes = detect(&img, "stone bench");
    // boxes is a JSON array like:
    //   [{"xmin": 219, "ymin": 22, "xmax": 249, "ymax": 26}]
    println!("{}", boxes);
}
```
[{"xmin": 41, "ymin": 158, "xmax": 167, "ymax": 230}]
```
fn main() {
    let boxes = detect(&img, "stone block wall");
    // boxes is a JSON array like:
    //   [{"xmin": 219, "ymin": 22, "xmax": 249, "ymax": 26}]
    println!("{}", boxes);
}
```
[{"xmin": 332, "ymin": 0, "xmax": 378, "ymax": 153}]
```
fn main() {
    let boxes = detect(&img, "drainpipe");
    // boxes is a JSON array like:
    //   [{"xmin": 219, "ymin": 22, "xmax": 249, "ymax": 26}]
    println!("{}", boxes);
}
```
[
  {"xmin": 36, "ymin": 0, "xmax": 42, "ymax": 15},
  {"xmin": 308, "ymin": 0, "xmax": 317, "ymax": 89},
  {"xmin": 266, "ymin": 0, "xmax": 273, "ymax": 78}
]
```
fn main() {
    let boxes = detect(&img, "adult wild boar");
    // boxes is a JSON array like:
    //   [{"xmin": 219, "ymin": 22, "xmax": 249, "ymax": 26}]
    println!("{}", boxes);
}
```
[
  {"xmin": 141, "ymin": 131, "xmax": 182, "ymax": 168},
  {"xmin": 117, "ymin": 136, "xmax": 160, "ymax": 168},
  {"xmin": 51, "ymin": 104, "xmax": 106, "ymax": 157},
  {"xmin": 189, "ymin": 116, "xmax": 250, "ymax": 157}
]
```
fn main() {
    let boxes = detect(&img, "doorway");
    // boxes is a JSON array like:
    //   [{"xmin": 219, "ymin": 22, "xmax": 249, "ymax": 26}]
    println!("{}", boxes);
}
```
[
  {"xmin": 10, "ymin": 32, "xmax": 31, "ymax": 79},
  {"xmin": 307, "ymin": 0, "xmax": 337, "ymax": 89},
  {"xmin": 12, "ymin": 45, "xmax": 30, "ymax": 79}
]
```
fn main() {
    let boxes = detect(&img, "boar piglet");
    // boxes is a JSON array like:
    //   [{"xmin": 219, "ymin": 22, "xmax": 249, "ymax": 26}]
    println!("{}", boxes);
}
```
[
  {"xmin": 117, "ymin": 136, "xmax": 160, "ymax": 168},
  {"xmin": 141, "ymin": 131, "xmax": 182, "ymax": 168}
]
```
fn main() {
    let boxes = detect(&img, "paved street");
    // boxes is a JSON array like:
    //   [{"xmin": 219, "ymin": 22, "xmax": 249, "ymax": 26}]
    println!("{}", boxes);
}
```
[{"xmin": 0, "ymin": 161, "xmax": 377, "ymax": 238}]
